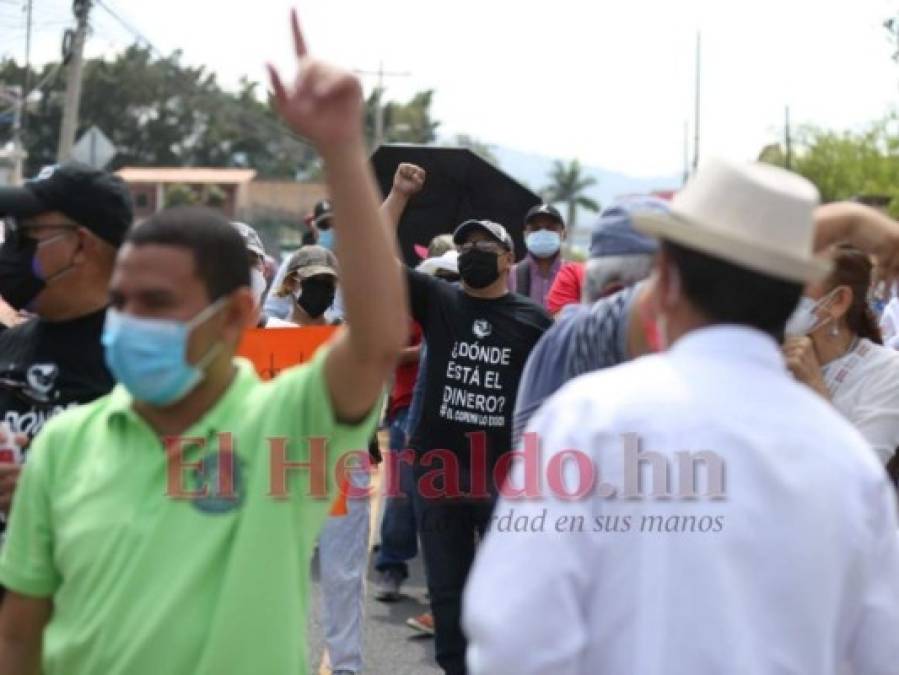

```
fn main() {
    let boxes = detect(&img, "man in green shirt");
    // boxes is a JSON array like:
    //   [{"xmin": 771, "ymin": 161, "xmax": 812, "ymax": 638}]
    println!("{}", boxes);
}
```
[{"xmin": 0, "ymin": 10, "xmax": 408, "ymax": 674}]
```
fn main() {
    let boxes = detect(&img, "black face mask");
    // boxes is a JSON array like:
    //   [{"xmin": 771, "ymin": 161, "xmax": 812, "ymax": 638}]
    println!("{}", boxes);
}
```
[
  {"xmin": 458, "ymin": 249, "xmax": 500, "ymax": 289},
  {"xmin": 296, "ymin": 278, "xmax": 336, "ymax": 318},
  {"xmin": 0, "ymin": 238, "xmax": 45, "ymax": 310}
]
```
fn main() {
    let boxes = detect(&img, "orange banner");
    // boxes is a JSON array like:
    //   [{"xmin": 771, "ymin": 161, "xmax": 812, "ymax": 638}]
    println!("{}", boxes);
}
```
[{"xmin": 236, "ymin": 326, "xmax": 338, "ymax": 381}]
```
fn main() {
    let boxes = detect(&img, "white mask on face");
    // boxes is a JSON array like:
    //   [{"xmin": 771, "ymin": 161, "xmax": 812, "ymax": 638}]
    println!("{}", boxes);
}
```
[
  {"xmin": 250, "ymin": 267, "xmax": 267, "ymax": 307},
  {"xmin": 784, "ymin": 288, "xmax": 839, "ymax": 337}
]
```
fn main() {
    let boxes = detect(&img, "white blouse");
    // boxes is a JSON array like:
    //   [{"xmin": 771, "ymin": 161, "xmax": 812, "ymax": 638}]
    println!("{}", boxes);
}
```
[{"xmin": 823, "ymin": 337, "xmax": 899, "ymax": 464}]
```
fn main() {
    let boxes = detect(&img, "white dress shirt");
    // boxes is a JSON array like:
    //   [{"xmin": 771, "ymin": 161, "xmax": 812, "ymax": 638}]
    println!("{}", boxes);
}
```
[
  {"xmin": 463, "ymin": 326, "xmax": 899, "ymax": 675},
  {"xmin": 822, "ymin": 337, "xmax": 899, "ymax": 464}
]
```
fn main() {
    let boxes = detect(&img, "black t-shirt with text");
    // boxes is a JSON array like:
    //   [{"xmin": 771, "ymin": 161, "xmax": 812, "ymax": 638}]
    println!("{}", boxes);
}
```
[
  {"xmin": 406, "ymin": 269, "xmax": 552, "ymax": 475},
  {"xmin": 0, "ymin": 308, "xmax": 114, "ymax": 462}
]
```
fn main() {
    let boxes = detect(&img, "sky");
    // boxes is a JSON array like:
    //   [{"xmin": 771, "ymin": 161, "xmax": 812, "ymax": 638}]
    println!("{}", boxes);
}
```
[{"xmin": 2, "ymin": 0, "xmax": 899, "ymax": 177}]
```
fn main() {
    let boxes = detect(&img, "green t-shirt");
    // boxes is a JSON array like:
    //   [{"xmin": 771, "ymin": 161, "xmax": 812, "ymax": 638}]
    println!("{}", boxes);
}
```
[{"xmin": 0, "ymin": 346, "xmax": 379, "ymax": 675}]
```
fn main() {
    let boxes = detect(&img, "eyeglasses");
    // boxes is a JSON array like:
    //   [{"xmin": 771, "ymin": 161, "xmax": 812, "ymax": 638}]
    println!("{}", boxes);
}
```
[
  {"xmin": 3, "ymin": 218, "xmax": 78, "ymax": 249},
  {"xmin": 458, "ymin": 241, "xmax": 506, "ymax": 255}
]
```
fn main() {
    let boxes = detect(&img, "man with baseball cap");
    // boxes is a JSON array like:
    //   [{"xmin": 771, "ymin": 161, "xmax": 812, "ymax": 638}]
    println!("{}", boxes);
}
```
[
  {"xmin": 263, "ymin": 200, "xmax": 342, "ymax": 322},
  {"xmin": 541, "ymin": 196, "xmax": 666, "ymax": 315},
  {"xmin": 510, "ymin": 203, "xmax": 574, "ymax": 310},
  {"xmin": 381, "ymin": 163, "xmax": 552, "ymax": 674},
  {"xmin": 270, "ymin": 245, "xmax": 340, "ymax": 327},
  {"xmin": 0, "ymin": 162, "xmax": 132, "ymax": 513},
  {"xmin": 465, "ymin": 159, "xmax": 899, "ymax": 674},
  {"xmin": 511, "ymin": 196, "xmax": 666, "ymax": 448}
]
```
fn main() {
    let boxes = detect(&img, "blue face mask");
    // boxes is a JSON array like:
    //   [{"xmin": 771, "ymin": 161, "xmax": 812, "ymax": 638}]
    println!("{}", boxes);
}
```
[
  {"xmin": 318, "ymin": 229, "xmax": 335, "ymax": 251},
  {"xmin": 101, "ymin": 298, "xmax": 227, "ymax": 406},
  {"xmin": 526, "ymin": 230, "xmax": 562, "ymax": 259}
]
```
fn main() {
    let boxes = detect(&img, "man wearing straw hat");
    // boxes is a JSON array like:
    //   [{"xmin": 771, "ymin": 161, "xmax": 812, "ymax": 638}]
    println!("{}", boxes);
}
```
[{"xmin": 464, "ymin": 159, "xmax": 899, "ymax": 675}]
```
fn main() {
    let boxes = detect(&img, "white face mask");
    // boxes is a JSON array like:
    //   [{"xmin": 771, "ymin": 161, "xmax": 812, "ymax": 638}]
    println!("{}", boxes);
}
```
[
  {"xmin": 250, "ymin": 267, "xmax": 267, "ymax": 307},
  {"xmin": 784, "ymin": 288, "xmax": 839, "ymax": 337}
]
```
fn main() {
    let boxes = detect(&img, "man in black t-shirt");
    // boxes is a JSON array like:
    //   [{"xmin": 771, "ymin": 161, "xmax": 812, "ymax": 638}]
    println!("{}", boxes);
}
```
[
  {"xmin": 0, "ymin": 163, "xmax": 132, "ymax": 515},
  {"xmin": 382, "ymin": 164, "xmax": 552, "ymax": 674}
]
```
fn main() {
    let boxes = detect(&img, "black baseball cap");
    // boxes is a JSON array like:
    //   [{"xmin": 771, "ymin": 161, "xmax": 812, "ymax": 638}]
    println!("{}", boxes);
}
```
[
  {"xmin": 312, "ymin": 199, "xmax": 333, "ymax": 229},
  {"xmin": 524, "ymin": 203, "xmax": 565, "ymax": 227},
  {"xmin": 0, "ymin": 162, "xmax": 133, "ymax": 247},
  {"xmin": 452, "ymin": 219, "xmax": 514, "ymax": 252}
]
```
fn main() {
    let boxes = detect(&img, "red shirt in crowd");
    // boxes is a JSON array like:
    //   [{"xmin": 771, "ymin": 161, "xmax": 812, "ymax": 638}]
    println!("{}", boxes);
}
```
[
  {"xmin": 546, "ymin": 262, "xmax": 585, "ymax": 315},
  {"xmin": 387, "ymin": 321, "xmax": 422, "ymax": 419}
]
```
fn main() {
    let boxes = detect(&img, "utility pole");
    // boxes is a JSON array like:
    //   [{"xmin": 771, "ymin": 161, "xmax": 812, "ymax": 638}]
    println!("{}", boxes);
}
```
[
  {"xmin": 784, "ymin": 106, "xmax": 792, "ymax": 171},
  {"xmin": 57, "ymin": 0, "xmax": 91, "ymax": 162},
  {"xmin": 682, "ymin": 120, "xmax": 690, "ymax": 186},
  {"xmin": 692, "ymin": 32, "xmax": 702, "ymax": 174},
  {"xmin": 20, "ymin": 0, "xmax": 33, "ymax": 140},
  {"xmin": 353, "ymin": 62, "xmax": 410, "ymax": 148}
]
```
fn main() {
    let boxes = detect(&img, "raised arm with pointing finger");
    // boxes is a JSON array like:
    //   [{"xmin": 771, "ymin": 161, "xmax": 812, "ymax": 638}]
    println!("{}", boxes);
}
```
[{"xmin": 268, "ymin": 10, "xmax": 408, "ymax": 422}]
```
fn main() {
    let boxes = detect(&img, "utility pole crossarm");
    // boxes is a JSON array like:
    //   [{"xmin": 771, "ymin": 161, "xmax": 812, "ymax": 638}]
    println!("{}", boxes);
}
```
[{"xmin": 353, "ymin": 62, "xmax": 410, "ymax": 148}]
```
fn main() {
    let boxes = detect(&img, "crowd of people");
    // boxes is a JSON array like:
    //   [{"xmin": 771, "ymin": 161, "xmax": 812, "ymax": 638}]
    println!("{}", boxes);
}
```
[{"xmin": 0, "ymin": 9, "xmax": 896, "ymax": 675}]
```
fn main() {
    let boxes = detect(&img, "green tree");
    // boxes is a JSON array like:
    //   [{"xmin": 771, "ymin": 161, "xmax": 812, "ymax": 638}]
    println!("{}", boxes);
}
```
[
  {"xmin": 0, "ymin": 46, "xmax": 316, "ymax": 177},
  {"xmin": 164, "ymin": 183, "xmax": 200, "ymax": 208},
  {"xmin": 364, "ymin": 89, "xmax": 440, "ymax": 148},
  {"xmin": 542, "ymin": 159, "xmax": 601, "ymax": 228},
  {"xmin": 203, "ymin": 184, "xmax": 227, "ymax": 209},
  {"xmin": 757, "ymin": 143, "xmax": 787, "ymax": 166},
  {"xmin": 759, "ymin": 116, "xmax": 899, "ymax": 216}
]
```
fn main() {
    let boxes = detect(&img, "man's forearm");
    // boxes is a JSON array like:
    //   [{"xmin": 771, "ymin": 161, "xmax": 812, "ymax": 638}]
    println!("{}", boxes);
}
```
[
  {"xmin": 380, "ymin": 190, "xmax": 411, "ymax": 234},
  {"xmin": 813, "ymin": 203, "xmax": 861, "ymax": 251},
  {"xmin": 813, "ymin": 202, "xmax": 895, "ymax": 252},
  {"xmin": 323, "ymin": 140, "xmax": 407, "ymax": 360}
]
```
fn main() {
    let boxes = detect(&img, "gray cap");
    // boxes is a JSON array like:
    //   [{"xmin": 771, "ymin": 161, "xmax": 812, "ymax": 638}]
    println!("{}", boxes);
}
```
[
  {"xmin": 590, "ymin": 197, "xmax": 667, "ymax": 259},
  {"xmin": 231, "ymin": 221, "xmax": 265, "ymax": 257},
  {"xmin": 452, "ymin": 219, "xmax": 514, "ymax": 252},
  {"xmin": 286, "ymin": 245, "xmax": 338, "ymax": 279}
]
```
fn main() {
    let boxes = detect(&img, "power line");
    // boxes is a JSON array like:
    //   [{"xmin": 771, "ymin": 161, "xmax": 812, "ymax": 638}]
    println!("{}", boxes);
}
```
[
  {"xmin": 93, "ymin": 0, "xmax": 163, "ymax": 57},
  {"xmin": 73, "ymin": 0, "xmax": 317, "ymax": 164},
  {"xmin": 93, "ymin": 0, "xmax": 314, "ymax": 156}
]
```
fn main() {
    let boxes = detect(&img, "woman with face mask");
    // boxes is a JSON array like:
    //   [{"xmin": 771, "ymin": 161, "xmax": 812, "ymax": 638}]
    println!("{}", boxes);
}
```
[{"xmin": 783, "ymin": 244, "xmax": 899, "ymax": 465}]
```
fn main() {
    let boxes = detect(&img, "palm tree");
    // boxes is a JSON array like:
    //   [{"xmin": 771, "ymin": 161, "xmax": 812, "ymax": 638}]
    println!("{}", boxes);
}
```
[{"xmin": 542, "ymin": 159, "xmax": 601, "ymax": 232}]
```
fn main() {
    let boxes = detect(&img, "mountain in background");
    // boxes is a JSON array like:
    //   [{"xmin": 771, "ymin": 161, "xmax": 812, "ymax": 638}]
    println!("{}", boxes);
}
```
[{"xmin": 491, "ymin": 145, "xmax": 681, "ymax": 229}]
